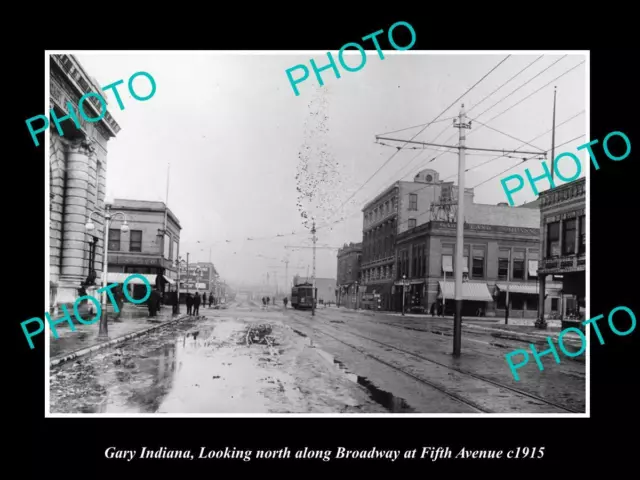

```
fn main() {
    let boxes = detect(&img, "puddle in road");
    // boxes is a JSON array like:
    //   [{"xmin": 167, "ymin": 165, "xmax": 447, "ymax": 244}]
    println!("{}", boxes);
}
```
[{"xmin": 297, "ymin": 331, "xmax": 415, "ymax": 413}]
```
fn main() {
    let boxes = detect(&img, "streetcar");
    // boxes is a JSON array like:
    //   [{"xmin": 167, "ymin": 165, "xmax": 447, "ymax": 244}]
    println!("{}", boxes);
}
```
[{"xmin": 291, "ymin": 282, "xmax": 317, "ymax": 310}]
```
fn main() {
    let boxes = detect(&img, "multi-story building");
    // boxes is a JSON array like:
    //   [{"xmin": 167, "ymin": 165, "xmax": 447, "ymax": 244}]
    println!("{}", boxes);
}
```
[
  {"xmin": 537, "ymin": 177, "xmax": 586, "ymax": 330},
  {"xmin": 361, "ymin": 168, "xmax": 474, "ymax": 310},
  {"xmin": 336, "ymin": 242, "xmax": 362, "ymax": 308},
  {"xmin": 49, "ymin": 54, "xmax": 121, "ymax": 310},
  {"xmin": 394, "ymin": 205, "xmax": 562, "ymax": 319},
  {"xmin": 106, "ymin": 199, "xmax": 181, "ymax": 300}
]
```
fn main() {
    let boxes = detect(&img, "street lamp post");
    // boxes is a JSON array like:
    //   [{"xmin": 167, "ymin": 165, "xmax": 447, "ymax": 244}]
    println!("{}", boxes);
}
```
[
  {"xmin": 402, "ymin": 274, "xmax": 407, "ymax": 316},
  {"xmin": 173, "ymin": 256, "xmax": 188, "ymax": 314},
  {"xmin": 86, "ymin": 204, "xmax": 129, "ymax": 340},
  {"xmin": 355, "ymin": 281, "xmax": 359, "ymax": 310}
]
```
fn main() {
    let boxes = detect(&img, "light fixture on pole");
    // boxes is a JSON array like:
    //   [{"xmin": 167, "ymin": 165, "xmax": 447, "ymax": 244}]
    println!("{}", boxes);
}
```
[{"xmin": 86, "ymin": 205, "xmax": 129, "ymax": 340}]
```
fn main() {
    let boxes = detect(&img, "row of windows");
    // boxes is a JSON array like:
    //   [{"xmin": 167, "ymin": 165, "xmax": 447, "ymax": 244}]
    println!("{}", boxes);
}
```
[
  {"xmin": 396, "ymin": 244, "xmax": 539, "ymax": 281},
  {"xmin": 109, "ymin": 229, "xmax": 142, "ymax": 252},
  {"xmin": 109, "ymin": 229, "xmax": 179, "ymax": 263},
  {"xmin": 365, "ymin": 197, "xmax": 397, "ymax": 225},
  {"xmin": 546, "ymin": 215, "xmax": 585, "ymax": 257}
]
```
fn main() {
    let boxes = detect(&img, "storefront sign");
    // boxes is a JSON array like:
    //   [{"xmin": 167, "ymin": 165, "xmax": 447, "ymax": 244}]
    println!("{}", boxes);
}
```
[
  {"xmin": 431, "ymin": 222, "xmax": 538, "ymax": 236},
  {"xmin": 111, "ymin": 255, "xmax": 162, "ymax": 266}
]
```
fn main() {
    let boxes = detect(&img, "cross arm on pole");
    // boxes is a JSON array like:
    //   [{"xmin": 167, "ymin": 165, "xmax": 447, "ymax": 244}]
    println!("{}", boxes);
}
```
[{"xmin": 376, "ymin": 136, "xmax": 546, "ymax": 157}]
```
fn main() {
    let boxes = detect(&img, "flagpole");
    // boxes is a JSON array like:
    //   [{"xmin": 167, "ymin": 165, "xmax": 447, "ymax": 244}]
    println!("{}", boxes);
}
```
[{"xmin": 550, "ymin": 87, "xmax": 557, "ymax": 182}]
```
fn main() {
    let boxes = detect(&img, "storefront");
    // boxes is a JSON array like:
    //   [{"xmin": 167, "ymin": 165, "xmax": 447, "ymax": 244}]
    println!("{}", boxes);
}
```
[
  {"xmin": 436, "ymin": 280, "xmax": 494, "ymax": 317},
  {"xmin": 536, "ymin": 177, "xmax": 586, "ymax": 330}
]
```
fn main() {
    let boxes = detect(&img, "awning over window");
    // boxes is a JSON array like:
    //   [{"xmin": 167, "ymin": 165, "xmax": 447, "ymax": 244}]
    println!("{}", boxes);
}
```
[
  {"xmin": 495, "ymin": 283, "xmax": 538, "ymax": 295},
  {"xmin": 106, "ymin": 273, "xmax": 169, "ymax": 286},
  {"xmin": 437, "ymin": 281, "xmax": 493, "ymax": 302}
]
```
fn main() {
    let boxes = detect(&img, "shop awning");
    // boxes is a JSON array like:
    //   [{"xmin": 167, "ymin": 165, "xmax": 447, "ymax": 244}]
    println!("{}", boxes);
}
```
[
  {"xmin": 437, "ymin": 281, "xmax": 493, "ymax": 302},
  {"xmin": 495, "ymin": 283, "xmax": 538, "ymax": 295},
  {"xmin": 106, "ymin": 273, "xmax": 174, "ymax": 286}
]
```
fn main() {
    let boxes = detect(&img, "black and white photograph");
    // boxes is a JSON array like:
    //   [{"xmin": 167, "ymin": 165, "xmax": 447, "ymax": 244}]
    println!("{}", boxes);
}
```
[{"xmin": 43, "ymin": 51, "xmax": 588, "ymax": 416}]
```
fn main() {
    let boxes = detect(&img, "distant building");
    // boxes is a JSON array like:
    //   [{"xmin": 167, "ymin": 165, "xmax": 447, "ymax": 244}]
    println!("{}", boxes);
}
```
[
  {"xmin": 336, "ymin": 242, "xmax": 362, "ymax": 309},
  {"xmin": 314, "ymin": 278, "xmax": 337, "ymax": 304},
  {"xmin": 49, "ymin": 54, "xmax": 121, "ymax": 310},
  {"xmin": 536, "ymin": 177, "xmax": 585, "ymax": 330},
  {"xmin": 107, "ymin": 199, "xmax": 181, "ymax": 301},
  {"xmin": 180, "ymin": 262, "xmax": 218, "ymax": 294}
]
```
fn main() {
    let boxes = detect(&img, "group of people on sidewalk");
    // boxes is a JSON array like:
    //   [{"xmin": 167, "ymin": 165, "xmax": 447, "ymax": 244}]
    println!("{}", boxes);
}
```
[
  {"xmin": 260, "ymin": 296, "xmax": 290, "ymax": 309},
  {"xmin": 184, "ymin": 291, "xmax": 215, "ymax": 315}
]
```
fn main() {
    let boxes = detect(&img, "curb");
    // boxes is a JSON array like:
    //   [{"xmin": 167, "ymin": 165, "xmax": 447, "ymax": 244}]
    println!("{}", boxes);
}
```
[{"xmin": 50, "ymin": 314, "xmax": 191, "ymax": 368}]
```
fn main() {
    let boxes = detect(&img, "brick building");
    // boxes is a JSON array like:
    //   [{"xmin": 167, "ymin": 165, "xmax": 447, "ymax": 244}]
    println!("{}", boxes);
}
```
[
  {"xmin": 394, "ymin": 204, "xmax": 562, "ymax": 319},
  {"xmin": 536, "ymin": 177, "xmax": 586, "ymax": 330},
  {"xmin": 106, "ymin": 199, "xmax": 181, "ymax": 300},
  {"xmin": 336, "ymin": 242, "xmax": 362, "ymax": 308},
  {"xmin": 361, "ymin": 168, "xmax": 474, "ymax": 311},
  {"xmin": 49, "ymin": 54, "xmax": 121, "ymax": 310}
]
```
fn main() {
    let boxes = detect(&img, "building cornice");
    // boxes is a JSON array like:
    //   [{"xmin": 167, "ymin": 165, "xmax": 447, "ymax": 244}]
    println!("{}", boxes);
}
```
[
  {"xmin": 50, "ymin": 54, "xmax": 121, "ymax": 138},
  {"xmin": 362, "ymin": 182, "xmax": 399, "ymax": 212}
]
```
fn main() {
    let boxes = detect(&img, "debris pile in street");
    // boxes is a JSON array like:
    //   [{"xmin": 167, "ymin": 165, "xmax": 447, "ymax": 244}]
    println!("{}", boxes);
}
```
[{"xmin": 244, "ymin": 323, "xmax": 277, "ymax": 347}]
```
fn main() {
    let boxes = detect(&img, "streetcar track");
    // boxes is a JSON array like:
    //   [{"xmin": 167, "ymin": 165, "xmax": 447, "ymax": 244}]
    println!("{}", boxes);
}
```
[
  {"xmin": 289, "ymin": 313, "xmax": 486, "ymax": 413},
  {"xmin": 289, "ymin": 312, "xmax": 580, "ymax": 414}
]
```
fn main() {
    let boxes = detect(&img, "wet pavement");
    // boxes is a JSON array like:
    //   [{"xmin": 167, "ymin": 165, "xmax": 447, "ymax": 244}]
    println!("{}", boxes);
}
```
[
  {"xmin": 49, "ymin": 301, "xmax": 585, "ymax": 414},
  {"xmin": 284, "ymin": 307, "xmax": 586, "ymax": 413},
  {"xmin": 49, "ymin": 301, "xmax": 389, "ymax": 414}
]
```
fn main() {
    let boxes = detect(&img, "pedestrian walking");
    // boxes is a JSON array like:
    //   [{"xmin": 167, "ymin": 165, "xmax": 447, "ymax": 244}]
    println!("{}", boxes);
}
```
[
  {"xmin": 203, "ymin": 292, "xmax": 208, "ymax": 308},
  {"xmin": 194, "ymin": 291, "xmax": 201, "ymax": 316},
  {"xmin": 209, "ymin": 293, "xmax": 213, "ymax": 307},
  {"xmin": 266, "ymin": 296, "xmax": 270, "ymax": 306},
  {"xmin": 262, "ymin": 297, "xmax": 266, "ymax": 309},
  {"xmin": 430, "ymin": 302, "xmax": 435, "ymax": 317},
  {"xmin": 186, "ymin": 293, "xmax": 193, "ymax": 315},
  {"xmin": 147, "ymin": 288, "xmax": 161, "ymax": 317},
  {"xmin": 172, "ymin": 290, "xmax": 179, "ymax": 315},
  {"xmin": 114, "ymin": 284, "xmax": 125, "ymax": 320},
  {"xmin": 283, "ymin": 297, "xmax": 288, "ymax": 308}
]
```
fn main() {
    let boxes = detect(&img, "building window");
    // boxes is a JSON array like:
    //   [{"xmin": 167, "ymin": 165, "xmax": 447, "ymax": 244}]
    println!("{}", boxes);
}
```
[
  {"xmin": 547, "ymin": 221, "xmax": 560, "ymax": 257},
  {"xmin": 108, "ymin": 229, "xmax": 121, "ymax": 251},
  {"xmin": 164, "ymin": 233, "xmax": 171, "ymax": 259},
  {"xmin": 497, "ymin": 292, "xmax": 506, "ymax": 309},
  {"xmin": 551, "ymin": 298, "xmax": 559, "ymax": 311},
  {"xmin": 426, "ymin": 174, "xmax": 433, "ymax": 182},
  {"xmin": 527, "ymin": 250, "xmax": 539, "ymax": 279},
  {"xmin": 129, "ymin": 230, "xmax": 142, "ymax": 252},
  {"xmin": 563, "ymin": 218, "xmax": 577, "ymax": 255},
  {"xmin": 578, "ymin": 215, "xmax": 586, "ymax": 254},
  {"xmin": 173, "ymin": 240, "xmax": 179, "ymax": 262},
  {"xmin": 408, "ymin": 218, "xmax": 416, "ymax": 229},
  {"xmin": 498, "ymin": 249, "xmax": 510, "ymax": 280},
  {"xmin": 409, "ymin": 193, "xmax": 417, "ymax": 210},
  {"xmin": 513, "ymin": 250, "xmax": 525, "ymax": 280},
  {"xmin": 472, "ymin": 247, "xmax": 485, "ymax": 279},
  {"xmin": 526, "ymin": 297, "xmax": 538, "ymax": 310}
]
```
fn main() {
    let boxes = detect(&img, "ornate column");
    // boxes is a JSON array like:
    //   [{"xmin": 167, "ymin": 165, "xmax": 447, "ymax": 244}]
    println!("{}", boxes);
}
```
[{"xmin": 56, "ymin": 138, "xmax": 96, "ymax": 306}]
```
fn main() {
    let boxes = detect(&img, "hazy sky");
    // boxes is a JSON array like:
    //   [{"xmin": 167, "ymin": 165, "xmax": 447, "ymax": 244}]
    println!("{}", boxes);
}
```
[{"xmin": 74, "ymin": 52, "xmax": 587, "ymax": 286}]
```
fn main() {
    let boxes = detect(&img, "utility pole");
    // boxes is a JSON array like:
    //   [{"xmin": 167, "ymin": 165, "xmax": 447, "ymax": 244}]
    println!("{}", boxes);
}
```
[
  {"xmin": 311, "ymin": 221, "xmax": 317, "ymax": 317},
  {"xmin": 550, "ymin": 86, "xmax": 557, "ymax": 182},
  {"xmin": 452, "ymin": 105, "xmax": 471, "ymax": 357},
  {"xmin": 376, "ymin": 105, "xmax": 544, "ymax": 357},
  {"xmin": 505, "ymin": 249, "xmax": 511, "ymax": 325}
]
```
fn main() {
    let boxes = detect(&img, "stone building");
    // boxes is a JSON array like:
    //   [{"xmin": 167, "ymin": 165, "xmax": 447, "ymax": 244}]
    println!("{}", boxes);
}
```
[
  {"xmin": 536, "ymin": 177, "xmax": 586, "ymax": 330},
  {"xmin": 106, "ymin": 199, "xmax": 181, "ymax": 301},
  {"xmin": 395, "ymin": 218, "xmax": 562, "ymax": 318},
  {"xmin": 49, "ymin": 54, "xmax": 121, "ymax": 310},
  {"xmin": 336, "ymin": 242, "xmax": 362, "ymax": 308},
  {"xmin": 361, "ymin": 168, "xmax": 474, "ymax": 311}
]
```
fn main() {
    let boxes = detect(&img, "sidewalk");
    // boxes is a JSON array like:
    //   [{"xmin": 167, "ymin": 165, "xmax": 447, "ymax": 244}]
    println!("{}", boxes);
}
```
[{"xmin": 49, "ymin": 304, "xmax": 190, "ymax": 360}]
